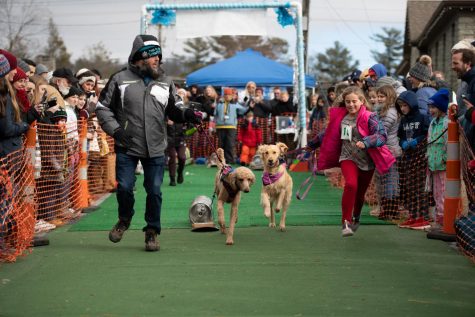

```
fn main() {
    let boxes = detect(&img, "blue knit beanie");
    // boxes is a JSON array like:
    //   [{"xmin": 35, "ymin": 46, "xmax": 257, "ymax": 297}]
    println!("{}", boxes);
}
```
[
  {"xmin": 428, "ymin": 88, "xmax": 450, "ymax": 113},
  {"xmin": 0, "ymin": 54, "xmax": 11, "ymax": 78}
]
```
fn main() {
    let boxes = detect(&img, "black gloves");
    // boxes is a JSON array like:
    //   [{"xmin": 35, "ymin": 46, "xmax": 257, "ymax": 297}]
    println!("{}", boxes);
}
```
[
  {"xmin": 184, "ymin": 108, "xmax": 203, "ymax": 124},
  {"xmin": 113, "ymin": 128, "xmax": 132, "ymax": 148}
]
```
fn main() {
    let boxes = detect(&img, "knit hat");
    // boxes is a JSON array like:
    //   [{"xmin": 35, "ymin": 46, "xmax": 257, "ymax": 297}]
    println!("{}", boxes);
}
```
[
  {"xmin": 223, "ymin": 88, "xmax": 233, "ymax": 95},
  {"xmin": 0, "ymin": 54, "xmax": 11, "ymax": 78},
  {"xmin": 63, "ymin": 86, "xmax": 82, "ymax": 100},
  {"xmin": 376, "ymin": 76, "xmax": 396, "ymax": 88},
  {"xmin": 0, "ymin": 49, "xmax": 17, "ymax": 71},
  {"xmin": 129, "ymin": 34, "xmax": 162, "ymax": 63},
  {"xmin": 75, "ymin": 68, "xmax": 97, "ymax": 85},
  {"xmin": 428, "ymin": 88, "xmax": 450, "ymax": 113},
  {"xmin": 35, "ymin": 64, "xmax": 49, "ymax": 75},
  {"xmin": 52, "ymin": 67, "xmax": 78, "ymax": 84},
  {"xmin": 12, "ymin": 67, "xmax": 27, "ymax": 83},
  {"xmin": 17, "ymin": 59, "xmax": 30, "ymax": 74},
  {"xmin": 409, "ymin": 55, "xmax": 432, "ymax": 82},
  {"xmin": 51, "ymin": 108, "xmax": 68, "ymax": 122}
]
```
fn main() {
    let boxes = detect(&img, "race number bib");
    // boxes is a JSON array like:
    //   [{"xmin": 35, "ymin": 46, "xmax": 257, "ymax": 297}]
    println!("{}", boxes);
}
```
[{"xmin": 341, "ymin": 124, "xmax": 352, "ymax": 141}]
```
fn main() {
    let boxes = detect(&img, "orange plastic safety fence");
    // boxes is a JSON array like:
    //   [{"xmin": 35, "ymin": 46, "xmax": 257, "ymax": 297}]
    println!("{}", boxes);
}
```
[
  {"xmin": 35, "ymin": 121, "xmax": 82, "ymax": 225},
  {"xmin": 87, "ymin": 121, "xmax": 116, "ymax": 199},
  {"xmin": 0, "ymin": 147, "xmax": 36, "ymax": 262}
]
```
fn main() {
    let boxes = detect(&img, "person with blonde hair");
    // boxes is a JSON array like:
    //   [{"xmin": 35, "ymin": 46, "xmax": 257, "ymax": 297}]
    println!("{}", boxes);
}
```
[{"xmin": 307, "ymin": 86, "xmax": 395, "ymax": 236}]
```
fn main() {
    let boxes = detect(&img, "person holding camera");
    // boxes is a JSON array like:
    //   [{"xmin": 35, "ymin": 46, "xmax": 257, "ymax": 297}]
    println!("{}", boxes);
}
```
[
  {"xmin": 245, "ymin": 87, "xmax": 271, "ymax": 118},
  {"xmin": 96, "ymin": 35, "xmax": 202, "ymax": 252}
]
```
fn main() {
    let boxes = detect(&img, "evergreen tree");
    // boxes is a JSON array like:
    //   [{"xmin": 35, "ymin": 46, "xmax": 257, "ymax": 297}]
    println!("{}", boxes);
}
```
[
  {"xmin": 74, "ymin": 42, "xmax": 122, "ymax": 78},
  {"xmin": 209, "ymin": 36, "xmax": 289, "ymax": 61},
  {"xmin": 173, "ymin": 38, "xmax": 214, "ymax": 75},
  {"xmin": 370, "ymin": 27, "xmax": 403, "ymax": 76},
  {"xmin": 309, "ymin": 41, "xmax": 359, "ymax": 84},
  {"xmin": 42, "ymin": 18, "xmax": 72, "ymax": 69}
]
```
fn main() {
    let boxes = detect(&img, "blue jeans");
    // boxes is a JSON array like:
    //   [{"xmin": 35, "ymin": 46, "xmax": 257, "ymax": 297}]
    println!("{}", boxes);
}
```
[{"xmin": 116, "ymin": 153, "xmax": 165, "ymax": 234}]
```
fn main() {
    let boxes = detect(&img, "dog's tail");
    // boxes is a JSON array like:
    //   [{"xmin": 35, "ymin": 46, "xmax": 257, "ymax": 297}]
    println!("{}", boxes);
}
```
[{"xmin": 216, "ymin": 148, "xmax": 226, "ymax": 169}]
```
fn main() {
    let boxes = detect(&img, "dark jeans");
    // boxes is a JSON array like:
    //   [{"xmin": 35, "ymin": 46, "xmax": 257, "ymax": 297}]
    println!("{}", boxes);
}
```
[
  {"xmin": 116, "ymin": 152, "xmax": 165, "ymax": 234},
  {"xmin": 217, "ymin": 128, "xmax": 236, "ymax": 164}
]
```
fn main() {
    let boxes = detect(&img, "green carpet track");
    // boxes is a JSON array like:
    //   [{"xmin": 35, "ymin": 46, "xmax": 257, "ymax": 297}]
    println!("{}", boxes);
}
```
[
  {"xmin": 71, "ymin": 165, "xmax": 384, "ymax": 231},
  {"xmin": 1, "ymin": 226, "xmax": 474, "ymax": 316},
  {"xmin": 2, "ymin": 165, "xmax": 473, "ymax": 317}
]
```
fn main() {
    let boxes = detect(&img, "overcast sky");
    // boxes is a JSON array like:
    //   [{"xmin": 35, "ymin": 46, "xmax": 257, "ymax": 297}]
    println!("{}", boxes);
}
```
[{"xmin": 39, "ymin": 0, "xmax": 406, "ymax": 70}]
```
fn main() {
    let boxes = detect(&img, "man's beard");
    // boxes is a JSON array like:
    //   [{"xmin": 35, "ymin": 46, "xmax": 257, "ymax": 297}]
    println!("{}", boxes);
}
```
[
  {"xmin": 58, "ymin": 83, "xmax": 70, "ymax": 96},
  {"xmin": 138, "ymin": 63, "xmax": 160, "ymax": 80}
]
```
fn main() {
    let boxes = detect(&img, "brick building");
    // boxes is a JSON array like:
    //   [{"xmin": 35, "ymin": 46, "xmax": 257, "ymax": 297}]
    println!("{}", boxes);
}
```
[{"xmin": 397, "ymin": 0, "xmax": 475, "ymax": 89}]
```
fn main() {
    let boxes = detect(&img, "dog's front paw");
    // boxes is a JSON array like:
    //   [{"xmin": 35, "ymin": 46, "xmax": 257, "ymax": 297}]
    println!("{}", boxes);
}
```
[
  {"xmin": 268, "ymin": 222, "xmax": 276, "ymax": 228},
  {"xmin": 279, "ymin": 225, "xmax": 286, "ymax": 232},
  {"xmin": 225, "ymin": 239, "xmax": 234, "ymax": 245}
]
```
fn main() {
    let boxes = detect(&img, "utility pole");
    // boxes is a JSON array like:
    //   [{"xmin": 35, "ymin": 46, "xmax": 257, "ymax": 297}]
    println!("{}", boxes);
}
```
[{"xmin": 302, "ymin": 0, "xmax": 310, "ymax": 73}]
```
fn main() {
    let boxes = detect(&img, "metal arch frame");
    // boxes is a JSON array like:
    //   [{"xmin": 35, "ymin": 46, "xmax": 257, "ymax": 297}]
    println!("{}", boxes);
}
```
[{"xmin": 141, "ymin": 1, "xmax": 308, "ymax": 146}]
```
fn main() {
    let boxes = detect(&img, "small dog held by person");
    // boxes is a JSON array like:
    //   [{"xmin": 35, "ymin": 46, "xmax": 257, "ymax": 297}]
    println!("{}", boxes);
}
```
[
  {"xmin": 258, "ymin": 142, "xmax": 293, "ymax": 231},
  {"xmin": 214, "ymin": 148, "xmax": 255, "ymax": 245}
]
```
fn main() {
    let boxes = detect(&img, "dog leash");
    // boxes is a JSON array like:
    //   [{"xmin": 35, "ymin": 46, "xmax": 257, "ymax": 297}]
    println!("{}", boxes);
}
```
[{"xmin": 295, "ymin": 149, "xmax": 318, "ymax": 200}]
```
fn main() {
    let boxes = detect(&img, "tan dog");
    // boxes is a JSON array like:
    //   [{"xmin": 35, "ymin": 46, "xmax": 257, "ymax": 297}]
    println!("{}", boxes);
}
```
[
  {"xmin": 258, "ymin": 142, "xmax": 293, "ymax": 231},
  {"xmin": 215, "ymin": 148, "xmax": 256, "ymax": 245}
]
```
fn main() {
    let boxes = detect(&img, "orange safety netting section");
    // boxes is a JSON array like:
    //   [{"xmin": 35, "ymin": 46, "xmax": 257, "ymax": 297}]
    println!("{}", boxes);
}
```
[
  {"xmin": 35, "ymin": 121, "xmax": 81, "ymax": 223},
  {"xmin": 0, "ymin": 149, "xmax": 36, "ymax": 262},
  {"xmin": 1, "ymin": 119, "xmax": 116, "ymax": 262},
  {"xmin": 86, "ymin": 119, "xmax": 116, "ymax": 198}
]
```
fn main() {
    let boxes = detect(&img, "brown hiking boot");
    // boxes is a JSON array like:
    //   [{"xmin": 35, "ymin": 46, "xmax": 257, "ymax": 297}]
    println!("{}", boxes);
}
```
[
  {"xmin": 109, "ymin": 219, "xmax": 130, "ymax": 243},
  {"xmin": 145, "ymin": 229, "xmax": 160, "ymax": 252}
]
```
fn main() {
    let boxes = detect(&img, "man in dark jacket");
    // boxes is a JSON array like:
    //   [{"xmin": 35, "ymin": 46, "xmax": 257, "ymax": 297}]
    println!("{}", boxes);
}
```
[
  {"xmin": 96, "ymin": 35, "xmax": 201, "ymax": 252},
  {"xmin": 452, "ymin": 48, "xmax": 475, "ymax": 151}
]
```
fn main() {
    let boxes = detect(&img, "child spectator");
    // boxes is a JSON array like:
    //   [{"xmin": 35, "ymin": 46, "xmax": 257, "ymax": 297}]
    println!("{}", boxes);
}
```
[
  {"xmin": 238, "ymin": 111, "xmax": 262, "ymax": 166},
  {"xmin": 375, "ymin": 85, "xmax": 402, "ymax": 220},
  {"xmin": 308, "ymin": 86, "xmax": 396, "ymax": 237},
  {"xmin": 75, "ymin": 68, "xmax": 98, "ymax": 114},
  {"xmin": 396, "ymin": 90, "xmax": 430, "ymax": 230},
  {"xmin": 214, "ymin": 87, "xmax": 248, "ymax": 164},
  {"xmin": 408, "ymin": 55, "xmax": 437, "ymax": 117},
  {"xmin": 367, "ymin": 87, "xmax": 378, "ymax": 111},
  {"xmin": 75, "ymin": 89, "xmax": 89, "ymax": 120},
  {"xmin": 427, "ymin": 89, "xmax": 450, "ymax": 227}
]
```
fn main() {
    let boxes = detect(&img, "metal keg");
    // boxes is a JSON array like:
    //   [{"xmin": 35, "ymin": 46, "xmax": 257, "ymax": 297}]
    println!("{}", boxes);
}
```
[{"xmin": 189, "ymin": 195, "xmax": 218, "ymax": 231}]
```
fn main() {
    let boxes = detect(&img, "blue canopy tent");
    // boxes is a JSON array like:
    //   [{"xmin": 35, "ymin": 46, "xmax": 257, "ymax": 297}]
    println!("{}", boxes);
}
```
[{"xmin": 185, "ymin": 49, "xmax": 316, "ymax": 88}]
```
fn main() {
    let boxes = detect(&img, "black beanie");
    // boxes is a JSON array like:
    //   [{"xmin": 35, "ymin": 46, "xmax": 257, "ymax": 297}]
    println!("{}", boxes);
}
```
[{"xmin": 129, "ymin": 34, "xmax": 162, "ymax": 63}]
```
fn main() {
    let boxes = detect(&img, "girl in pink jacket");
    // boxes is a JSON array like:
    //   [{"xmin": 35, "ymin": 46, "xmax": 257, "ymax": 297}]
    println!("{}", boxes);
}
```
[{"xmin": 308, "ymin": 86, "xmax": 395, "ymax": 237}]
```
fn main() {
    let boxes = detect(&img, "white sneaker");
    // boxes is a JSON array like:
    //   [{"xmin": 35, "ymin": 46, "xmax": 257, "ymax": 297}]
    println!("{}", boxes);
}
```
[
  {"xmin": 35, "ymin": 219, "xmax": 56, "ymax": 233},
  {"xmin": 341, "ymin": 220, "xmax": 354, "ymax": 237}
]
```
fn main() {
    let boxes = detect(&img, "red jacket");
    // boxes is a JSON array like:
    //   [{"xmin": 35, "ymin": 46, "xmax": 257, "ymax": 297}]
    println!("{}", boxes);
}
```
[{"xmin": 238, "ymin": 121, "xmax": 262, "ymax": 147}]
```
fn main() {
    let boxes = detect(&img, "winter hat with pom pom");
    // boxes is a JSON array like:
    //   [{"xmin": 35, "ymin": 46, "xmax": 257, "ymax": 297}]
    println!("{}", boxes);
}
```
[{"xmin": 409, "ymin": 55, "xmax": 432, "ymax": 82}]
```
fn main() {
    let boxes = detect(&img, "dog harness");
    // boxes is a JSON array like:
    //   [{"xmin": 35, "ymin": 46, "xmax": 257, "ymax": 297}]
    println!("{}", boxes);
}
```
[
  {"xmin": 220, "ymin": 165, "xmax": 239, "ymax": 203},
  {"xmin": 262, "ymin": 163, "xmax": 286, "ymax": 186}
]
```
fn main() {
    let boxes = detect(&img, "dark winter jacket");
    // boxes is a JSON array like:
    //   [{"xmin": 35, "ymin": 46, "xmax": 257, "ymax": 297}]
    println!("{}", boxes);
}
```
[
  {"xmin": 166, "ymin": 121, "xmax": 185, "ymax": 148},
  {"xmin": 0, "ymin": 96, "xmax": 30, "ymax": 158},
  {"xmin": 396, "ymin": 90, "xmax": 429, "ymax": 146},
  {"xmin": 96, "ymin": 37, "xmax": 190, "ymax": 158}
]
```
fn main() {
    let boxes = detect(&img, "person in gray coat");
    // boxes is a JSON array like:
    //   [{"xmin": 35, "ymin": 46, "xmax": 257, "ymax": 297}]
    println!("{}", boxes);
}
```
[{"xmin": 96, "ymin": 34, "xmax": 201, "ymax": 252}]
